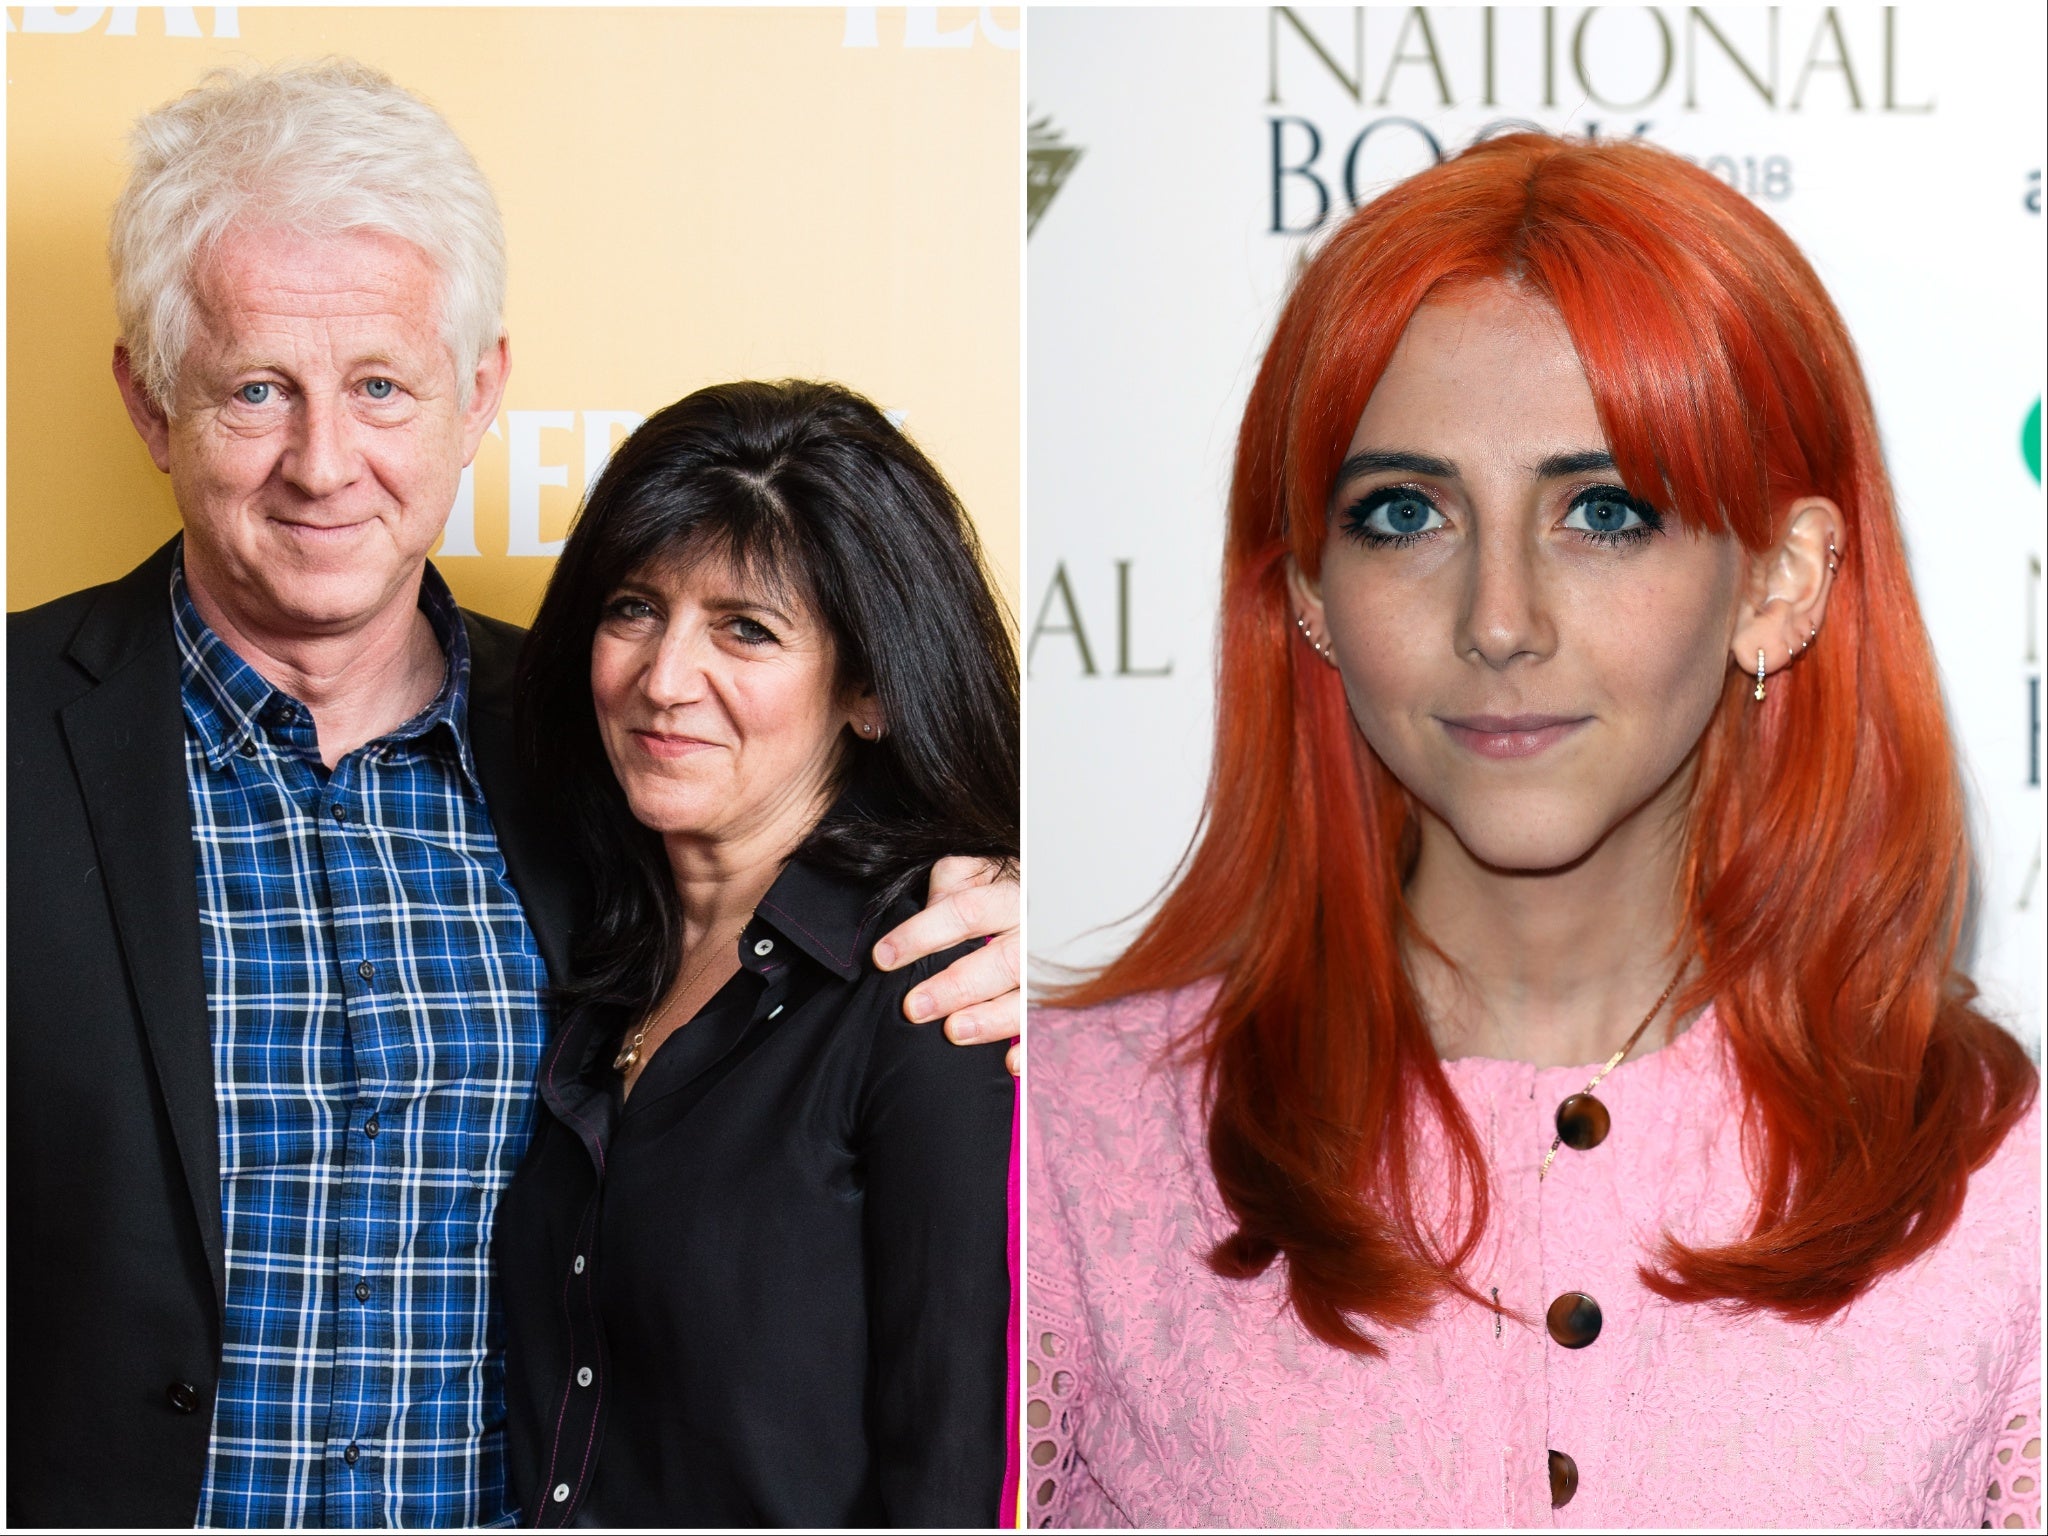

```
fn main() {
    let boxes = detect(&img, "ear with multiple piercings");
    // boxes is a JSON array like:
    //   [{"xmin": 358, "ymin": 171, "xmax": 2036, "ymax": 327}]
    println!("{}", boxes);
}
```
[
  {"xmin": 1293, "ymin": 611, "xmax": 1336, "ymax": 664},
  {"xmin": 1753, "ymin": 534, "xmax": 1840, "ymax": 704}
]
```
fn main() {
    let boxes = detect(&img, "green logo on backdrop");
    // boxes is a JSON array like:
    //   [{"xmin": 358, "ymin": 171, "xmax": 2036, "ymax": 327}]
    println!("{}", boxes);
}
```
[
  {"xmin": 1028, "ymin": 114, "xmax": 1084, "ymax": 237},
  {"xmin": 2024, "ymin": 398, "xmax": 2041, "ymax": 485}
]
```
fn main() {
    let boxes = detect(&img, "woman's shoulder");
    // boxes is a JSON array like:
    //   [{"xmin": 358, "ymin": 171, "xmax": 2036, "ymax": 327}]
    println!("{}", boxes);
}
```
[
  {"xmin": 1864, "ymin": 1080, "xmax": 2042, "ymax": 1351},
  {"xmin": 839, "ymin": 879, "xmax": 1017, "ymax": 1086},
  {"xmin": 1963, "ymin": 1084, "xmax": 2042, "ymax": 1244},
  {"xmin": 1027, "ymin": 978, "xmax": 1221, "ymax": 1158},
  {"xmin": 1030, "ymin": 977, "xmax": 1219, "ymax": 1079}
]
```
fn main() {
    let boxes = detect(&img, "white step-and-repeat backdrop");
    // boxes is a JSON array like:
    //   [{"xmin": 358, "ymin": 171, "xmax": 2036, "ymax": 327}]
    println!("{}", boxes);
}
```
[{"xmin": 1026, "ymin": 5, "xmax": 2045, "ymax": 1051}]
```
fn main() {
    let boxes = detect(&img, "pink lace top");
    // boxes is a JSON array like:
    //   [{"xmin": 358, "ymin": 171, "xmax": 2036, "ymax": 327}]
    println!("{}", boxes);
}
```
[{"xmin": 1027, "ymin": 984, "xmax": 2042, "ymax": 1529}]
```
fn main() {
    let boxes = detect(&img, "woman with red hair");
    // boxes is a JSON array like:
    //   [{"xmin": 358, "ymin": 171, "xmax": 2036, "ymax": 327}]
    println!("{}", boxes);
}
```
[{"xmin": 1027, "ymin": 133, "xmax": 2039, "ymax": 1528}]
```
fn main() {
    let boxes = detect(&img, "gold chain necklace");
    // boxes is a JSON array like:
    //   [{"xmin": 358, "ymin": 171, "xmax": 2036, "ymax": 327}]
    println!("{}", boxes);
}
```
[
  {"xmin": 1537, "ymin": 965, "xmax": 1686, "ymax": 1180},
  {"xmin": 613, "ymin": 912, "xmax": 754, "ymax": 1075}
]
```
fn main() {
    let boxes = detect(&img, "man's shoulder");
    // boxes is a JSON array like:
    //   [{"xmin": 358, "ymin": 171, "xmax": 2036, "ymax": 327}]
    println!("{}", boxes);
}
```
[
  {"xmin": 8, "ymin": 541, "xmax": 181, "ymax": 705},
  {"xmin": 8, "ymin": 568, "xmax": 128, "ymax": 653},
  {"xmin": 7, "ymin": 581, "xmax": 99, "ymax": 664},
  {"xmin": 457, "ymin": 604, "xmax": 530, "ymax": 711},
  {"xmin": 459, "ymin": 604, "xmax": 529, "ymax": 654}
]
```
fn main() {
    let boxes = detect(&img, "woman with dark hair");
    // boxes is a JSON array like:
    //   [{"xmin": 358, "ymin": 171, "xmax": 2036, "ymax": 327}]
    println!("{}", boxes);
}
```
[
  {"xmin": 497, "ymin": 380, "xmax": 1017, "ymax": 1528},
  {"xmin": 1028, "ymin": 135, "xmax": 2040, "ymax": 1527}
]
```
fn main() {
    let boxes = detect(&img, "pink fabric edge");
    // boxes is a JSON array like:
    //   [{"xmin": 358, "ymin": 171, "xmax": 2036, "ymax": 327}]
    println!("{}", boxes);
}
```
[{"xmin": 1000, "ymin": 1082, "xmax": 1021, "ymax": 1527}]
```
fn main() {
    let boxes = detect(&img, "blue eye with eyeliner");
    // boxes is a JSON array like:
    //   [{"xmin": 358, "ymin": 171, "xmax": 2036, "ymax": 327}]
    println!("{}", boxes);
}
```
[
  {"xmin": 1340, "ymin": 486, "xmax": 1446, "ymax": 546},
  {"xmin": 1562, "ymin": 487, "xmax": 1662, "ymax": 545}
]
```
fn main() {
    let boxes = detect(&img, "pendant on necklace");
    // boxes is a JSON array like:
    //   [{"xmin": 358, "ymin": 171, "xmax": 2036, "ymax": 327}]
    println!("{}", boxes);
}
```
[
  {"xmin": 612, "ymin": 1037, "xmax": 642, "ymax": 1073},
  {"xmin": 1553, "ymin": 1092, "xmax": 1612, "ymax": 1150}
]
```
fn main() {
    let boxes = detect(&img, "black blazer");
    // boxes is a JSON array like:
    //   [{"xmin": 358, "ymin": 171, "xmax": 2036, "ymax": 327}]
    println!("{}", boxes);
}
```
[{"xmin": 5, "ymin": 540, "xmax": 583, "ymax": 1528}]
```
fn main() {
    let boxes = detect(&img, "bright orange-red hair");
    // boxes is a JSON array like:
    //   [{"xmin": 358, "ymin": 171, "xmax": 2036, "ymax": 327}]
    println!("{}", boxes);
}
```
[{"xmin": 1055, "ymin": 132, "xmax": 2036, "ymax": 1353}]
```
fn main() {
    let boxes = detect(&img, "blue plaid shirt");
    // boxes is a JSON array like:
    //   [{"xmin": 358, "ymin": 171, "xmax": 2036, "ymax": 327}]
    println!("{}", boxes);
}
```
[{"xmin": 174, "ymin": 554, "xmax": 550, "ymax": 1527}]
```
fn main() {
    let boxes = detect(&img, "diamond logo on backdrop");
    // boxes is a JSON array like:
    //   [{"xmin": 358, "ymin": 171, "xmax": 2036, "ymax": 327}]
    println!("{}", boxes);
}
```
[{"xmin": 1028, "ymin": 114, "xmax": 1084, "ymax": 236}]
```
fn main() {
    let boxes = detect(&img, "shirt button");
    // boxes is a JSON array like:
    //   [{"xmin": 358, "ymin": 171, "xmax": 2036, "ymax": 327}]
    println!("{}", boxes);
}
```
[
  {"xmin": 1545, "ymin": 1291, "xmax": 1602, "ymax": 1348},
  {"xmin": 354, "ymin": 1280, "xmax": 372, "ymax": 1303},
  {"xmin": 576, "ymin": 1367, "xmax": 593, "ymax": 1387},
  {"xmin": 344, "ymin": 1443, "xmax": 361, "ymax": 1466},
  {"xmin": 237, "ymin": 738, "xmax": 258, "ymax": 758},
  {"xmin": 363, "ymin": 1116, "xmax": 379, "ymax": 1139},
  {"xmin": 357, "ymin": 960, "xmax": 376, "ymax": 982},
  {"xmin": 572, "ymin": 1254, "xmax": 586, "ymax": 1275},
  {"xmin": 552, "ymin": 1483, "xmax": 571, "ymax": 1504},
  {"xmin": 753, "ymin": 938, "xmax": 774, "ymax": 956},
  {"xmin": 1554, "ymin": 1093, "xmax": 1611, "ymax": 1150},
  {"xmin": 166, "ymin": 1380, "xmax": 200, "ymax": 1414},
  {"xmin": 331, "ymin": 803, "xmax": 348, "ymax": 824},
  {"xmin": 1548, "ymin": 1449, "xmax": 1579, "ymax": 1508}
]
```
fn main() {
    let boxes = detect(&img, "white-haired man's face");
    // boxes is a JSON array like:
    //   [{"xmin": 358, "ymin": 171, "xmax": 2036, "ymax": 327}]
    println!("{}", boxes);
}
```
[{"xmin": 115, "ymin": 224, "xmax": 506, "ymax": 646}]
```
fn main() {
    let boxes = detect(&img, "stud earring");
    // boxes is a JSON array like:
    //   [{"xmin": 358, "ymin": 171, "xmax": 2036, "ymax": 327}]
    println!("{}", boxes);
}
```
[
  {"xmin": 1293, "ymin": 611, "xmax": 1334, "ymax": 664},
  {"xmin": 1753, "ymin": 649, "xmax": 1767, "ymax": 702},
  {"xmin": 1826, "ymin": 536, "xmax": 1840, "ymax": 576}
]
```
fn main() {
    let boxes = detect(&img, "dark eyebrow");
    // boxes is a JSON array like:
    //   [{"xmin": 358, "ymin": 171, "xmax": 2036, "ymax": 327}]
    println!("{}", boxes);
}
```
[
  {"xmin": 1531, "ymin": 450, "xmax": 1616, "ymax": 478},
  {"xmin": 707, "ymin": 594, "xmax": 794, "ymax": 626},
  {"xmin": 1333, "ymin": 449, "xmax": 1460, "ymax": 485}
]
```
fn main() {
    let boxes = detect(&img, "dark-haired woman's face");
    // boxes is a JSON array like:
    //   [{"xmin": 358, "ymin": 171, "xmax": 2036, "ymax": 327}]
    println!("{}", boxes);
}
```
[
  {"xmin": 589, "ymin": 556, "xmax": 866, "ymax": 859},
  {"xmin": 1296, "ymin": 282, "xmax": 1746, "ymax": 875}
]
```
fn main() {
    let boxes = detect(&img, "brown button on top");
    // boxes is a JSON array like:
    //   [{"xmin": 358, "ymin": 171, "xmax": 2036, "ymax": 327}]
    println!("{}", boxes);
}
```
[
  {"xmin": 1546, "ymin": 1290, "xmax": 1602, "ymax": 1348},
  {"xmin": 1554, "ymin": 1092, "xmax": 1611, "ymax": 1150},
  {"xmin": 1548, "ymin": 1449, "xmax": 1579, "ymax": 1508}
]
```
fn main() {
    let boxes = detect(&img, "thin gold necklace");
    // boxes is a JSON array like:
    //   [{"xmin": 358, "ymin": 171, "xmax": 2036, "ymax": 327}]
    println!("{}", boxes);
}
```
[
  {"xmin": 613, "ymin": 912, "xmax": 754, "ymax": 1075},
  {"xmin": 1537, "ymin": 965, "xmax": 1686, "ymax": 1180}
]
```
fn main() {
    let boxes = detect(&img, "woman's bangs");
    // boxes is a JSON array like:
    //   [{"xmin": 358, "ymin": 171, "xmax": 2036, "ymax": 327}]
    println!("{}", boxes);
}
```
[
  {"xmin": 615, "ymin": 488, "xmax": 818, "ymax": 618},
  {"xmin": 1526, "ymin": 196, "xmax": 1786, "ymax": 548}
]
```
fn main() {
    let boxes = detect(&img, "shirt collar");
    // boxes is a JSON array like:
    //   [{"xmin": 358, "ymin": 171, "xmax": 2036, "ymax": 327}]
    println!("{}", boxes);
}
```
[
  {"xmin": 750, "ymin": 851, "xmax": 890, "ymax": 983},
  {"xmin": 170, "ymin": 539, "xmax": 483, "ymax": 794}
]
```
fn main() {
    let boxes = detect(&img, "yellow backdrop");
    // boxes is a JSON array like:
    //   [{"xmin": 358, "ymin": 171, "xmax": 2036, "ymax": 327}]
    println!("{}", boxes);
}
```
[{"xmin": 6, "ymin": 5, "xmax": 1021, "ymax": 625}]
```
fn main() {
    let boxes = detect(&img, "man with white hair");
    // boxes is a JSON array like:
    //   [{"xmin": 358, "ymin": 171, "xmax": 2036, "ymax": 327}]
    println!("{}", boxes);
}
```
[{"xmin": 7, "ymin": 61, "xmax": 1020, "ymax": 1528}]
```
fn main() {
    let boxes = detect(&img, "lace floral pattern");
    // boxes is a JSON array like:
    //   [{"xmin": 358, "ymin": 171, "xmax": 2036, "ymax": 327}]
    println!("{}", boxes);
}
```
[
  {"xmin": 1984, "ymin": 1407, "xmax": 2042, "ymax": 1529},
  {"xmin": 1028, "ymin": 984, "xmax": 2043, "ymax": 1529},
  {"xmin": 1025, "ymin": 1322, "xmax": 1077, "ymax": 1525}
]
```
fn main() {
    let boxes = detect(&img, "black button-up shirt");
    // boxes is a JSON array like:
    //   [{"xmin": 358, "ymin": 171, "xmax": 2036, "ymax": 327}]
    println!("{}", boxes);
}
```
[{"xmin": 495, "ymin": 856, "xmax": 1014, "ymax": 1528}]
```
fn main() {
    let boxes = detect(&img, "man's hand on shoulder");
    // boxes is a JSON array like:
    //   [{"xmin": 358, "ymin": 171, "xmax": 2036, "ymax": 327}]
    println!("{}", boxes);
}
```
[{"xmin": 872, "ymin": 857, "xmax": 1020, "ymax": 1076}]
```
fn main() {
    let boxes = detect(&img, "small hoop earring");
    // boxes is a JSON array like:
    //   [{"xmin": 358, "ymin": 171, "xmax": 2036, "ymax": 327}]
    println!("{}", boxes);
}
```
[
  {"xmin": 1752, "ymin": 649, "xmax": 1768, "ymax": 702},
  {"xmin": 1293, "ymin": 611, "xmax": 1334, "ymax": 664}
]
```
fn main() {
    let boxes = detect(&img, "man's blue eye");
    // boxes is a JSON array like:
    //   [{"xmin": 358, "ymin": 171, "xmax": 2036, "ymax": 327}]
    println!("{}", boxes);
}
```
[
  {"xmin": 236, "ymin": 383, "xmax": 273, "ymax": 405},
  {"xmin": 363, "ymin": 378, "xmax": 395, "ymax": 400}
]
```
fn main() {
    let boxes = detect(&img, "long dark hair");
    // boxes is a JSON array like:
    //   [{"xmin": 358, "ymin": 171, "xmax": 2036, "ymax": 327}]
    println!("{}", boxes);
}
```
[{"xmin": 518, "ymin": 379, "xmax": 1019, "ymax": 1016}]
